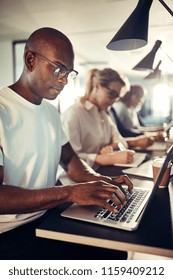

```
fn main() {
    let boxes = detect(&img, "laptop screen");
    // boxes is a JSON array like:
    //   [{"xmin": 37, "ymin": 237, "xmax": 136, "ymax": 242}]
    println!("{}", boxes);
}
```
[{"xmin": 149, "ymin": 144, "xmax": 173, "ymax": 201}]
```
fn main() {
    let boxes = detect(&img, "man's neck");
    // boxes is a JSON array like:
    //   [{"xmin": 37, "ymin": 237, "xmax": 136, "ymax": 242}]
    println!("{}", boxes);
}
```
[{"xmin": 9, "ymin": 82, "xmax": 42, "ymax": 105}]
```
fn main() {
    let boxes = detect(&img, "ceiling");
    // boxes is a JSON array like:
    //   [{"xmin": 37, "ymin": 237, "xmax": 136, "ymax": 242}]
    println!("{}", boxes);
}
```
[{"xmin": 1, "ymin": 0, "xmax": 173, "ymax": 77}]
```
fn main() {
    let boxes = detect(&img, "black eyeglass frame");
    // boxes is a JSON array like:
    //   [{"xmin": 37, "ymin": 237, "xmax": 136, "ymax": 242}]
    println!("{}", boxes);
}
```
[
  {"xmin": 103, "ymin": 85, "xmax": 120, "ymax": 100},
  {"xmin": 30, "ymin": 50, "xmax": 78, "ymax": 79}
]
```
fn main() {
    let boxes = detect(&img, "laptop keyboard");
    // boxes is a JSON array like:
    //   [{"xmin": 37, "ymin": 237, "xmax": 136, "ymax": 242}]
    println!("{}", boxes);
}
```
[{"xmin": 95, "ymin": 189, "xmax": 149, "ymax": 223}]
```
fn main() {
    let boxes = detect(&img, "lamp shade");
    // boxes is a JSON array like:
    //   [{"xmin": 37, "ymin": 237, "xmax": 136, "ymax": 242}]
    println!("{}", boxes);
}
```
[
  {"xmin": 144, "ymin": 60, "xmax": 162, "ymax": 79},
  {"xmin": 133, "ymin": 40, "xmax": 162, "ymax": 71},
  {"xmin": 106, "ymin": 0, "xmax": 153, "ymax": 51}
]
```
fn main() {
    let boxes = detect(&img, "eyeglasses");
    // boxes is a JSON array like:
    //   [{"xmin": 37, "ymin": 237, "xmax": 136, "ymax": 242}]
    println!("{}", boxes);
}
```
[
  {"xmin": 104, "ymin": 86, "xmax": 120, "ymax": 101},
  {"xmin": 31, "ymin": 51, "xmax": 78, "ymax": 80}
]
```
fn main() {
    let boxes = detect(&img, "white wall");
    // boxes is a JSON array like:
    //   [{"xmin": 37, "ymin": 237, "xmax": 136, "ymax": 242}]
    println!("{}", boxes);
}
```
[
  {"xmin": 0, "ymin": 40, "xmax": 82, "ymax": 112},
  {"xmin": 0, "ymin": 41, "xmax": 13, "ymax": 87}
]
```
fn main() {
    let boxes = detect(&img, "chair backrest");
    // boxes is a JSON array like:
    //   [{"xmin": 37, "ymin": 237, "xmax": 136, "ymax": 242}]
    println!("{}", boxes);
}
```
[{"xmin": 109, "ymin": 107, "xmax": 142, "ymax": 137}]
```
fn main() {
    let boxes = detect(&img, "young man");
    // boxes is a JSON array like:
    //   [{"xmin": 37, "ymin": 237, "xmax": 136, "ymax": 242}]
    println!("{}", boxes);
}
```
[{"xmin": 0, "ymin": 27, "xmax": 132, "ymax": 259}]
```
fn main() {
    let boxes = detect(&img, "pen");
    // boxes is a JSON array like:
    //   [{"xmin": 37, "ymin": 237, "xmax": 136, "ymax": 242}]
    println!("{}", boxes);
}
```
[{"xmin": 118, "ymin": 142, "xmax": 127, "ymax": 151}]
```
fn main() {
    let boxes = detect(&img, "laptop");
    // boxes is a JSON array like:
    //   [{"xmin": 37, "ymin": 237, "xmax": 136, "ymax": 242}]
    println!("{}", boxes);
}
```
[{"xmin": 61, "ymin": 145, "xmax": 173, "ymax": 231}]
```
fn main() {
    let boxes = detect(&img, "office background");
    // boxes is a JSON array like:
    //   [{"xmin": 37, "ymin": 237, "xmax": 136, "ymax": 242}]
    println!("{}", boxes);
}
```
[
  {"xmin": 1, "ymin": 0, "xmax": 173, "ymax": 123},
  {"xmin": 1, "ymin": 0, "xmax": 173, "ymax": 261}
]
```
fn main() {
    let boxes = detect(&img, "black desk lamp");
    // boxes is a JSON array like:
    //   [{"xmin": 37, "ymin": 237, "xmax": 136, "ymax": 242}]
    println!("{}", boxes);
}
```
[
  {"xmin": 144, "ymin": 60, "xmax": 162, "ymax": 79},
  {"xmin": 106, "ymin": 0, "xmax": 173, "ymax": 51},
  {"xmin": 133, "ymin": 40, "xmax": 162, "ymax": 71}
]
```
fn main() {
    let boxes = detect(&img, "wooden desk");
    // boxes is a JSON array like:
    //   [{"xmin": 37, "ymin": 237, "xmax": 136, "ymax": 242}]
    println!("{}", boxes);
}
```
[{"xmin": 36, "ymin": 167, "xmax": 173, "ymax": 258}]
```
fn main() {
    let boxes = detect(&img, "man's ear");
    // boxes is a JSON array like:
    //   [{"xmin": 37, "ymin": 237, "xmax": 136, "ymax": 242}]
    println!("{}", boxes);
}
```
[{"xmin": 25, "ymin": 51, "xmax": 36, "ymax": 71}]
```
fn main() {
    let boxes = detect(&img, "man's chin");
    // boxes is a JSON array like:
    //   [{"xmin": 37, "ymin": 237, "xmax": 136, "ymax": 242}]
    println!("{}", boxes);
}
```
[{"xmin": 48, "ymin": 88, "xmax": 62, "ymax": 99}]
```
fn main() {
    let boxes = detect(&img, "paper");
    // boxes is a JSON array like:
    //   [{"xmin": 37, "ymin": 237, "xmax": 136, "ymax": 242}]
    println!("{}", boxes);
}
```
[{"xmin": 122, "ymin": 160, "xmax": 153, "ymax": 178}]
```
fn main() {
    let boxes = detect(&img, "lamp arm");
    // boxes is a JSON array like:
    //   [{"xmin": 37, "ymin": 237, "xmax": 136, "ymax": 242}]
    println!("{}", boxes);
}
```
[
  {"xmin": 160, "ymin": 47, "xmax": 173, "ymax": 64},
  {"xmin": 158, "ymin": 0, "xmax": 173, "ymax": 16}
]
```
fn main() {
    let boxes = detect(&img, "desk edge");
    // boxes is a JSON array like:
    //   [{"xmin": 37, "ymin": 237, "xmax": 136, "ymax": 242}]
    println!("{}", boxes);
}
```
[{"xmin": 36, "ymin": 228, "xmax": 173, "ymax": 258}]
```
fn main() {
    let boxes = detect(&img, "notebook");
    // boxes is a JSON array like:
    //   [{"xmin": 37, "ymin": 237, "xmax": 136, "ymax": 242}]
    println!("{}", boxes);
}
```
[
  {"xmin": 61, "ymin": 145, "xmax": 173, "ymax": 231},
  {"xmin": 123, "ymin": 159, "xmax": 173, "ymax": 179},
  {"xmin": 122, "ymin": 160, "xmax": 154, "ymax": 179}
]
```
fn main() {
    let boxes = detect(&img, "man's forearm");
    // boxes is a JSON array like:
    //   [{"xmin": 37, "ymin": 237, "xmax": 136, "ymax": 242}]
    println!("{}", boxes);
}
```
[
  {"xmin": 0, "ymin": 185, "xmax": 71, "ymax": 214},
  {"xmin": 66, "ymin": 154, "xmax": 101, "ymax": 182}
]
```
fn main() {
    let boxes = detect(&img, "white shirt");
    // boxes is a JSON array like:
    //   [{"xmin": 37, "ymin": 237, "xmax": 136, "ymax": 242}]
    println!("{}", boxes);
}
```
[
  {"xmin": 61, "ymin": 99, "xmax": 126, "ymax": 169},
  {"xmin": 113, "ymin": 101, "xmax": 141, "ymax": 130},
  {"xmin": 0, "ymin": 87, "xmax": 68, "ymax": 233}
]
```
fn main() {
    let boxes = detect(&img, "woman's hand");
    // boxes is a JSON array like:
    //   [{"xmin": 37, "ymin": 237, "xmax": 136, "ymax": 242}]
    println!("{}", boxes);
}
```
[
  {"xmin": 96, "ymin": 150, "xmax": 135, "ymax": 167},
  {"xmin": 111, "ymin": 150, "xmax": 135, "ymax": 164},
  {"xmin": 100, "ymin": 145, "xmax": 114, "ymax": 154}
]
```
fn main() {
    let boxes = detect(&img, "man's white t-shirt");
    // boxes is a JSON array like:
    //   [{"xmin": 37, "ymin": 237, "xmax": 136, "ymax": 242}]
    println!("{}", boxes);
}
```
[{"xmin": 0, "ymin": 87, "xmax": 68, "ymax": 233}]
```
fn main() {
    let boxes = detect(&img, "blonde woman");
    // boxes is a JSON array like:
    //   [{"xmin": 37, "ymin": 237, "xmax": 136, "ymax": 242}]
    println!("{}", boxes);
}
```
[{"xmin": 61, "ymin": 68, "xmax": 154, "ymax": 169}]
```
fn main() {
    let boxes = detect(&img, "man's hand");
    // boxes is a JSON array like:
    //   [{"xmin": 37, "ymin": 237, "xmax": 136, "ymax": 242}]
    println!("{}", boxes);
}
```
[
  {"xmin": 97, "ymin": 174, "xmax": 133, "ymax": 194},
  {"xmin": 68, "ymin": 180, "xmax": 129, "ymax": 213},
  {"xmin": 135, "ymin": 135, "xmax": 154, "ymax": 148}
]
